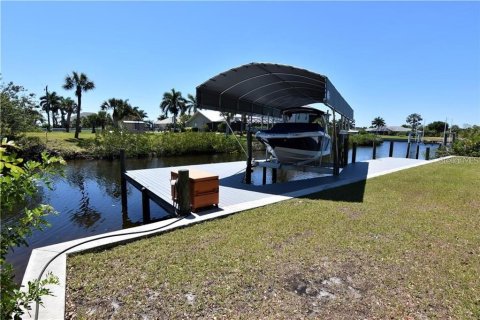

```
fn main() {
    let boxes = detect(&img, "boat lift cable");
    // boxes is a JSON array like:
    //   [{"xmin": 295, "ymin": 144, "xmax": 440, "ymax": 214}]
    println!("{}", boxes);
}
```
[
  {"xmin": 222, "ymin": 115, "xmax": 248, "ymax": 159},
  {"xmin": 33, "ymin": 215, "xmax": 186, "ymax": 320}
]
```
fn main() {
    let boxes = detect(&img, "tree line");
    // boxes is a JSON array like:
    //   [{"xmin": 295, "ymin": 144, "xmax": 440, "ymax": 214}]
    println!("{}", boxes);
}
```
[
  {"xmin": 369, "ymin": 113, "xmax": 464, "ymax": 136},
  {"xmin": 1, "ymin": 72, "xmax": 210, "ymax": 139}
]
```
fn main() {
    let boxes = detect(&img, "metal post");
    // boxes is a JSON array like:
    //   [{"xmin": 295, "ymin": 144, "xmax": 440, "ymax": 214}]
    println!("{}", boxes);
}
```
[
  {"xmin": 406, "ymin": 142, "xmax": 411, "ymax": 158},
  {"xmin": 177, "ymin": 169, "xmax": 190, "ymax": 215},
  {"xmin": 245, "ymin": 128, "xmax": 252, "ymax": 184},
  {"xmin": 352, "ymin": 142, "xmax": 357, "ymax": 163},
  {"xmin": 120, "ymin": 149, "xmax": 127, "ymax": 213},
  {"xmin": 425, "ymin": 147, "xmax": 430, "ymax": 160},
  {"xmin": 389, "ymin": 141, "xmax": 394, "ymax": 157},
  {"xmin": 332, "ymin": 111, "xmax": 339, "ymax": 176},
  {"xmin": 262, "ymin": 166, "xmax": 267, "ymax": 185},
  {"xmin": 272, "ymin": 168, "xmax": 277, "ymax": 184},
  {"xmin": 372, "ymin": 140, "xmax": 377, "ymax": 160},
  {"xmin": 415, "ymin": 144, "xmax": 420, "ymax": 159},
  {"xmin": 343, "ymin": 134, "xmax": 349, "ymax": 167},
  {"xmin": 141, "ymin": 187, "xmax": 151, "ymax": 223}
]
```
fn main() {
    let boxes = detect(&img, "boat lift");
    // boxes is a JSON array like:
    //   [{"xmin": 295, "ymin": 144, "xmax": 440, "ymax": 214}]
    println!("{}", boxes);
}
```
[{"xmin": 196, "ymin": 62, "xmax": 355, "ymax": 183}]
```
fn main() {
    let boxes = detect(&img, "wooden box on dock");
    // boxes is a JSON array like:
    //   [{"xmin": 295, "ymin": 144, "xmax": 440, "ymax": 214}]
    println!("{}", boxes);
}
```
[{"xmin": 171, "ymin": 169, "xmax": 219, "ymax": 212}]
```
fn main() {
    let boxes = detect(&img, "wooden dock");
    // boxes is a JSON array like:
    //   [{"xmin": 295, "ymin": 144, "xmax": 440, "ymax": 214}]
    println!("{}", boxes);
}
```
[{"xmin": 124, "ymin": 157, "xmax": 429, "ymax": 217}]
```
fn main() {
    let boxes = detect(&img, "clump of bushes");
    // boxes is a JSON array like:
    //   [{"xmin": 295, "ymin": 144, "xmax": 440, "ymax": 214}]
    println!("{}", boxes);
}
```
[
  {"xmin": 82, "ymin": 131, "xmax": 245, "ymax": 158},
  {"xmin": 349, "ymin": 133, "xmax": 383, "ymax": 146},
  {"xmin": 436, "ymin": 128, "xmax": 480, "ymax": 157}
]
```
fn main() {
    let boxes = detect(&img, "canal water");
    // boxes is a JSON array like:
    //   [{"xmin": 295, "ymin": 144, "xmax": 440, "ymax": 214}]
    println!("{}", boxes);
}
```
[{"xmin": 6, "ymin": 141, "xmax": 438, "ymax": 282}]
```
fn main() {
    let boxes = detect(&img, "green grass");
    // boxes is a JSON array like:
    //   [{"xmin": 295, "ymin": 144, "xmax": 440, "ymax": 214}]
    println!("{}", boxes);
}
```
[
  {"xmin": 66, "ymin": 158, "xmax": 480, "ymax": 319},
  {"xmin": 25, "ymin": 131, "xmax": 95, "ymax": 156},
  {"xmin": 379, "ymin": 135, "xmax": 444, "ymax": 143}
]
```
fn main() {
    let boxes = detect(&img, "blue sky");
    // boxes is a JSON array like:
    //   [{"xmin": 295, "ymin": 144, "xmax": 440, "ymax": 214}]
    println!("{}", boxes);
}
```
[{"xmin": 2, "ymin": 1, "xmax": 479, "ymax": 127}]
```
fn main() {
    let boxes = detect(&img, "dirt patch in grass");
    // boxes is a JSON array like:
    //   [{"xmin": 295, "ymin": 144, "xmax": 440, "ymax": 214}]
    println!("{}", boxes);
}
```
[{"xmin": 66, "ymin": 159, "xmax": 480, "ymax": 319}]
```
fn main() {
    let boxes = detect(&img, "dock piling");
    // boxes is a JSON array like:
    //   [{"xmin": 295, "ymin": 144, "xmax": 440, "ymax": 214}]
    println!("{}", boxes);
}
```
[
  {"xmin": 262, "ymin": 167, "xmax": 267, "ymax": 185},
  {"xmin": 245, "ymin": 128, "xmax": 252, "ymax": 184},
  {"xmin": 406, "ymin": 142, "xmax": 411, "ymax": 158},
  {"xmin": 372, "ymin": 141, "xmax": 377, "ymax": 160},
  {"xmin": 415, "ymin": 144, "xmax": 420, "ymax": 159},
  {"xmin": 177, "ymin": 170, "xmax": 190, "ymax": 215},
  {"xmin": 141, "ymin": 187, "xmax": 151, "ymax": 223},
  {"xmin": 272, "ymin": 168, "xmax": 277, "ymax": 184},
  {"xmin": 343, "ymin": 134, "xmax": 349, "ymax": 167},
  {"xmin": 426, "ymin": 147, "xmax": 430, "ymax": 160},
  {"xmin": 352, "ymin": 142, "xmax": 357, "ymax": 163},
  {"xmin": 389, "ymin": 141, "xmax": 394, "ymax": 157},
  {"xmin": 120, "ymin": 149, "xmax": 127, "ymax": 213}
]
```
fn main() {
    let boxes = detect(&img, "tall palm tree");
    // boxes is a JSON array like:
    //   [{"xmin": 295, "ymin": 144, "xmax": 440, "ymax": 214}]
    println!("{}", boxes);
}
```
[
  {"xmin": 60, "ymin": 97, "xmax": 76, "ymax": 132},
  {"xmin": 159, "ymin": 89, "xmax": 185, "ymax": 132},
  {"xmin": 185, "ymin": 94, "xmax": 197, "ymax": 114},
  {"xmin": 371, "ymin": 116, "xmax": 386, "ymax": 131},
  {"xmin": 39, "ymin": 91, "xmax": 61, "ymax": 131},
  {"xmin": 63, "ymin": 72, "xmax": 95, "ymax": 138}
]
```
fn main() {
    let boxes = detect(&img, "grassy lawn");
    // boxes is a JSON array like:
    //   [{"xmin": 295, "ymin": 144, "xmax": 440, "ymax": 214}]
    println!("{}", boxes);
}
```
[
  {"xmin": 66, "ymin": 158, "xmax": 480, "ymax": 319},
  {"xmin": 26, "ymin": 131, "xmax": 95, "ymax": 155},
  {"xmin": 379, "ymin": 135, "xmax": 444, "ymax": 143}
]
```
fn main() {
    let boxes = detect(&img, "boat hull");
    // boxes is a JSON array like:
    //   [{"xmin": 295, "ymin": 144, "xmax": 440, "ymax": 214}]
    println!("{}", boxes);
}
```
[{"xmin": 256, "ymin": 131, "xmax": 331, "ymax": 164}]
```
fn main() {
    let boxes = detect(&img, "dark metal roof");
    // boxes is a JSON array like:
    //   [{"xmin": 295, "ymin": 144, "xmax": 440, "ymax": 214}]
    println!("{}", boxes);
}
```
[{"xmin": 196, "ymin": 62, "xmax": 354, "ymax": 120}]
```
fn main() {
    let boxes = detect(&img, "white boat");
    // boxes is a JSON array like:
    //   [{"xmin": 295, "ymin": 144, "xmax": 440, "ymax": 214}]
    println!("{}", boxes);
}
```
[{"xmin": 255, "ymin": 107, "xmax": 331, "ymax": 164}]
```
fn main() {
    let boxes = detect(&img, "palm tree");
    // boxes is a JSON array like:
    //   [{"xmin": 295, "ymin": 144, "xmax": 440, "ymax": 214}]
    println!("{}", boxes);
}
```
[
  {"xmin": 96, "ymin": 111, "xmax": 110, "ymax": 132},
  {"xmin": 60, "ymin": 97, "xmax": 76, "ymax": 132},
  {"xmin": 159, "ymin": 89, "xmax": 185, "ymax": 132},
  {"xmin": 132, "ymin": 106, "xmax": 148, "ymax": 120},
  {"xmin": 406, "ymin": 113, "xmax": 423, "ymax": 133},
  {"xmin": 100, "ymin": 98, "xmax": 130, "ymax": 128},
  {"xmin": 63, "ymin": 72, "xmax": 95, "ymax": 138},
  {"xmin": 371, "ymin": 116, "xmax": 386, "ymax": 131},
  {"xmin": 39, "ymin": 90, "xmax": 61, "ymax": 131},
  {"xmin": 185, "ymin": 94, "xmax": 197, "ymax": 114},
  {"xmin": 85, "ymin": 114, "xmax": 98, "ymax": 133}
]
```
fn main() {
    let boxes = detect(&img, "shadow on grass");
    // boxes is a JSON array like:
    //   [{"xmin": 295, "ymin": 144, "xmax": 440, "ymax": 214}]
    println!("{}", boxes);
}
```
[{"xmin": 301, "ymin": 179, "xmax": 367, "ymax": 203}]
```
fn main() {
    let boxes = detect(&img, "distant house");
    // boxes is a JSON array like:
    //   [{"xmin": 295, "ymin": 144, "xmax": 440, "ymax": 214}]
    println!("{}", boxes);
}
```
[
  {"xmin": 154, "ymin": 117, "xmax": 173, "ymax": 131},
  {"xmin": 186, "ymin": 109, "xmax": 241, "ymax": 131},
  {"xmin": 365, "ymin": 126, "xmax": 411, "ymax": 135},
  {"xmin": 122, "ymin": 120, "xmax": 146, "ymax": 132}
]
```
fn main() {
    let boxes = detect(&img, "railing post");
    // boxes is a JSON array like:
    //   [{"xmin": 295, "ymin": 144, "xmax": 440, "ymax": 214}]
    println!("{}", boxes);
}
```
[
  {"xmin": 352, "ymin": 142, "xmax": 357, "ymax": 164},
  {"xmin": 406, "ymin": 142, "xmax": 411, "ymax": 158},
  {"xmin": 389, "ymin": 141, "xmax": 394, "ymax": 157},
  {"xmin": 120, "ymin": 149, "xmax": 127, "ymax": 213}
]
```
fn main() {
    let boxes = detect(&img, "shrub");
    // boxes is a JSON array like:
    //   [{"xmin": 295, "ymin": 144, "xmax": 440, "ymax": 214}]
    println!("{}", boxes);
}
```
[
  {"xmin": 349, "ymin": 133, "xmax": 383, "ymax": 146},
  {"xmin": 0, "ymin": 139, "xmax": 65, "ymax": 319}
]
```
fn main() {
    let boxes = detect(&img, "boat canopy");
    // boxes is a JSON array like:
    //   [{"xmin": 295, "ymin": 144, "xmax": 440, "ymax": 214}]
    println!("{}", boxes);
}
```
[{"xmin": 196, "ymin": 62, "xmax": 354, "ymax": 120}]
